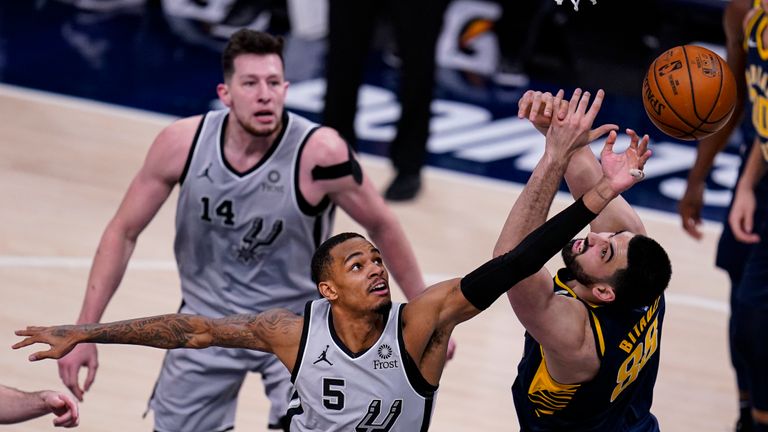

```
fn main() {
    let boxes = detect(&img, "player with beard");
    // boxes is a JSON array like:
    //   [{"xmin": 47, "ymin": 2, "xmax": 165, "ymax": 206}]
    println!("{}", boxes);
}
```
[
  {"xmin": 502, "ymin": 89, "xmax": 672, "ymax": 431},
  {"xmin": 53, "ymin": 29, "xmax": 441, "ymax": 432}
]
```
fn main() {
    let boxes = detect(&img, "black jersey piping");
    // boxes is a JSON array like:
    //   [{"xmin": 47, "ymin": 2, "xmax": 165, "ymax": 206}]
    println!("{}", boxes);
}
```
[
  {"xmin": 290, "ymin": 300, "xmax": 313, "ymax": 383},
  {"xmin": 220, "ymin": 111, "xmax": 289, "ymax": 177},
  {"xmin": 397, "ymin": 304, "xmax": 439, "ymax": 398},
  {"xmin": 284, "ymin": 389, "xmax": 303, "ymax": 430},
  {"xmin": 294, "ymin": 126, "xmax": 332, "ymax": 216},
  {"xmin": 178, "ymin": 113, "xmax": 207, "ymax": 186}
]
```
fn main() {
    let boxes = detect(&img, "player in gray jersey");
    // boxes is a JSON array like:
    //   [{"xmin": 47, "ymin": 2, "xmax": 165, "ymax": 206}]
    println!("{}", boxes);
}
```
[
  {"xmin": 54, "ymin": 29, "xmax": 437, "ymax": 432},
  {"xmin": 17, "ymin": 88, "xmax": 651, "ymax": 431}
]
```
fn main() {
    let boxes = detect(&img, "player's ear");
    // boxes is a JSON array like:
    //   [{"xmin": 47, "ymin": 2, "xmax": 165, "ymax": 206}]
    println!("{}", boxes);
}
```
[
  {"xmin": 318, "ymin": 281, "xmax": 338, "ymax": 300},
  {"xmin": 217, "ymin": 83, "xmax": 232, "ymax": 107},
  {"xmin": 591, "ymin": 283, "xmax": 616, "ymax": 303}
]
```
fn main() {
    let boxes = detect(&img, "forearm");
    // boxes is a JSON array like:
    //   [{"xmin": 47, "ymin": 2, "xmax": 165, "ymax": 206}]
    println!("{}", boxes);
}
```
[
  {"xmin": 74, "ymin": 313, "xmax": 279, "ymax": 352},
  {"xmin": 0, "ymin": 386, "xmax": 49, "ymax": 424},
  {"xmin": 77, "ymin": 227, "xmax": 137, "ymax": 324},
  {"xmin": 493, "ymin": 152, "xmax": 569, "ymax": 257},
  {"xmin": 563, "ymin": 146, "xmax": 603, "ymax": 199},
  {"xmin": 367, "ymin": 220, "xmax": 426, "ymax": 300},
  {"xmin": 688, "ymin": 126, "xmax": 738, "ymax": 186},
  {"xmin": 464, "ymin": 197, "xmax": 597, "ymax": 310},
  {"xmin": 75, "ymin": 314, "xmax": 215, "ymax": 349},
  {"xmin": 737, "ymin": 140, "xmax": 768, "ymax": 191}
]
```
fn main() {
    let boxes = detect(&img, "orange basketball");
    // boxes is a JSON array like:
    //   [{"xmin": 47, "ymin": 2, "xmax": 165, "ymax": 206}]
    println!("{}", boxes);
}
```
[{"xmin": 642, "ymin": 45, "xmax": 736, "ymax": 140}]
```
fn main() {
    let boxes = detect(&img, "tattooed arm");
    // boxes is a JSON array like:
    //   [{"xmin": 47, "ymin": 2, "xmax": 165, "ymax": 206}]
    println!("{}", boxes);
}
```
[{"xmin": 14, "ymin": 309, "xmax": 304, "ymax": 371}]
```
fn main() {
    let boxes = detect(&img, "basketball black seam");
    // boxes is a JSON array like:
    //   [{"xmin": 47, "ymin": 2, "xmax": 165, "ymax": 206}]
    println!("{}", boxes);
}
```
[
  {"xmin": 646, "ymin": 57, "xmax": 691, "ymax": 137},
  {"xmin": 690, "ymin": 53, "xmax": 733, "ymax": 137},
  {"xmin": 652, "ymin": 47, "xmax": 699, "ymax": 131},
  {"xmin": 706, "ymin": 55, "xmax": 735, "ymax": 124}
]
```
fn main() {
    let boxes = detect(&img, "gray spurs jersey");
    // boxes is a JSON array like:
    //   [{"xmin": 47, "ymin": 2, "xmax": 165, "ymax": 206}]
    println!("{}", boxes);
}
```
[
  {"xmin": 174, "ymin": 109, "xmax": 333, "ymax": 317},
  {"xmin": 288, "ymin": 299, "xmax": 438, "ymax": 431}
]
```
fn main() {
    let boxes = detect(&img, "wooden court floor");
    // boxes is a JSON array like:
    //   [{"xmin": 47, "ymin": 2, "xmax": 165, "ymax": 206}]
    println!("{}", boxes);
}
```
[{"xmin": 0, "ymin": 84, "xmax": 737, "ymax": 431}]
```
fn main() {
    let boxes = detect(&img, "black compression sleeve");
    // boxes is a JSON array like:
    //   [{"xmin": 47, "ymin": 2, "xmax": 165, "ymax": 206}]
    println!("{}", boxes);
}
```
[{"xmin": 460, "ymin": 197, "xmax": 597, "ymax": 310}]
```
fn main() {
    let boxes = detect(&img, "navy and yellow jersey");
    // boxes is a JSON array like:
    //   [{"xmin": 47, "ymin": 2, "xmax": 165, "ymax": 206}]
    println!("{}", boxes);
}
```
[
  {"xmin": 745, "ymin": 5, "xmax": 768, "ymax": 160},
  {"xmin": 512, "ymin": 269, "xmax": 665, "ymax": 431}
]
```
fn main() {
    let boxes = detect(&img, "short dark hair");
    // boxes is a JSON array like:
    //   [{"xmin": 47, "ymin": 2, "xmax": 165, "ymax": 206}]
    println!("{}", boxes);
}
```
[
  {"xmin": 610, "ymin": 235, "xmax": 672, "ymax": 308},
  {"xmin": 222, "ymin": 29, "xmax": 284, "ymax": 81},
  {"xmin": 311, "ymin": 232, "xmax": 365, "ymax": 285}
]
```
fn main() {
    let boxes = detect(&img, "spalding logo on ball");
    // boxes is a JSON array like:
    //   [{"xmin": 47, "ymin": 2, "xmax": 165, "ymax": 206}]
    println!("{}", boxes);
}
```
[{"xmin": 642, "ymin": 45, "xmax": 736, "ymax": 141}]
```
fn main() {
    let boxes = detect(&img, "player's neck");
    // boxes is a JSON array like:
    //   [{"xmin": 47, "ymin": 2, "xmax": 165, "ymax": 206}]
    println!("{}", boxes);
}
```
[
  {"xmin": 222, "ymin": 120, "xmax": 278, "ymax": 171},
  {"xmin": 329, "ymin": 307, "xmax": 386, "ymax": 354}
]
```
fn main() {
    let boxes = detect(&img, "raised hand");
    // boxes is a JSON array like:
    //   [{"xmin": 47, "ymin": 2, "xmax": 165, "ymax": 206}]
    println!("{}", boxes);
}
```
[
  {"xmin": 517, "ymin": 88, "xmax": 617, "ymax": 142},
  {"xmin": 13, "ymin": 326, "xmax": 81, "ymax": 362},
  {"xmin": 544, "ymin": 88, "xmax": 618, "ymax": 160},
  {"xmin": 599, "ymin": 128, "xmax": 652, "ymax": 195}
]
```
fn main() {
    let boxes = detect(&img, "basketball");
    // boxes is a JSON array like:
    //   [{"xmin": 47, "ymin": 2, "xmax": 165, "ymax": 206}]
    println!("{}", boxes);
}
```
[{"xmin": 642, "ymin": 45, "xmax": 736, "ymax": 140}]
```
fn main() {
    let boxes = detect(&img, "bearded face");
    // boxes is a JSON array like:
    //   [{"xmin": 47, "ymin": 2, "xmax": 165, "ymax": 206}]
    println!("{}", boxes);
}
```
[{"xmin": 561, "ymin": 239, "xmax": 602, "ymax": 286}]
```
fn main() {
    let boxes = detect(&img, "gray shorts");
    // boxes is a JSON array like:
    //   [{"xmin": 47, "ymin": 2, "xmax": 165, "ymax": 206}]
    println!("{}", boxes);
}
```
[{"xmin": 148, "ymin": 344, "xmax": 292, "ymax": 432}]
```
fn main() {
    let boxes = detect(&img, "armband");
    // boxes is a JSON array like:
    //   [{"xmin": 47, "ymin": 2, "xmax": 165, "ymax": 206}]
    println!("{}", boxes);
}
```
[
  {"xmin": 460, "ymin": 197, "xmax": 597, "ymax": 310},
  {"xmin": 311, "ymin": 146, "xmax": 363, "ymax": 184}
]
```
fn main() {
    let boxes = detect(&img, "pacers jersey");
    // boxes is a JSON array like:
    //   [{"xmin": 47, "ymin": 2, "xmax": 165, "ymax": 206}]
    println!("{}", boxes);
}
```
[
  {"xmin": 745, "ymin": 6, "xmax": 768, "ymax": 160},
  {"xmin": 174, "ymin": 109, "xmax": 333, "ymax": 317},
  {"xmin": 288, "ymin": 299, "xmax": 437, "ymax": 431},
  {"xmin": 512, "ymin": 269, "xmax": 665, "ymax": 431}
]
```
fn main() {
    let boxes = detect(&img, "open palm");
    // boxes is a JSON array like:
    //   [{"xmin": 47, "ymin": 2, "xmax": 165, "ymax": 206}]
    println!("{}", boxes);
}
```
[{"xmin": 600, "ymin": 129, "xmax": 651, "ymax": 195}]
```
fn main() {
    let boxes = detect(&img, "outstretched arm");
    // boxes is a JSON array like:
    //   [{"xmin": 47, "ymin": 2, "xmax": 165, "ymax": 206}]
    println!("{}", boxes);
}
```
[
  {"xmin": 14, "ymin": 309, "xmax": 304, "ymax": 371},
  {"xmin": 518, "ymin": 90, "xmax": 646, "ymax": 235},
  {"xmin": 495, "ymin": 89, "xmax": 615, "ymax": 256},
  {"xmin": 0, "ymin": 385, "xmax": 79, "ymax": 427}
]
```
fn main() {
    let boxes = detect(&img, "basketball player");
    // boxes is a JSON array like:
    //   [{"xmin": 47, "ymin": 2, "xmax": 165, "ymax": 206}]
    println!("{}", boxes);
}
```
[
  {"xmin": 54, "ymin": 29, "xmax": 444, "ymax": 432},
  {"xmin": 15, "ymin": 88, "xmax": 650, "ymax": 430},
  {"xmin": 728, "ymin": 1, "xmax": 768, "ymax": 431},
  {"xmin": 0, "ymin": 384, "xmax": 79, "ymax": 428},
  {"xmin": 509, "ymin": 89, "xmax": 672, "ymax": 431},
  {"xmin": 678, "ymin": 1, "xmax": 765, "ymax": 430}
]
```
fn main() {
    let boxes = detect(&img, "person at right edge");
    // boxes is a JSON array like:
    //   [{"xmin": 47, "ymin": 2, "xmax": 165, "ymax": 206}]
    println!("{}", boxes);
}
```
[
  {"xmin": 678, "ymin": 1, "xmax": 768, "ymax": 430},
  {"xmin": 727, "ymin": 1, "xmax": 768, "ymax": 431}
]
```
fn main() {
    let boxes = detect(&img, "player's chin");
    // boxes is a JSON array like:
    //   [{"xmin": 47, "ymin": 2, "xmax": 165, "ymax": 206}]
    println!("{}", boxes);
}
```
[
  {"xmin": 372, "ymin": 298, "xmax": 393, "ymax": 315},
  {"xmin": 245, "ymin": 122, "xmax": 277, "ymax": 137}
]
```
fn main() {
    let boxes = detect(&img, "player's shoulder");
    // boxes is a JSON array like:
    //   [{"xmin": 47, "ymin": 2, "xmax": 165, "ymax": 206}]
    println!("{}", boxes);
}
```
[
  {"xmin": 303, "ymin": 126, "xmax": 352, "ymax": 165},
  {"xmin": 151, "ymin": 115, "xmax": 204, "ymax": 152},
  {"xmin": 160, "ymin": 115, "xmax": 204, "ymax": 141}
]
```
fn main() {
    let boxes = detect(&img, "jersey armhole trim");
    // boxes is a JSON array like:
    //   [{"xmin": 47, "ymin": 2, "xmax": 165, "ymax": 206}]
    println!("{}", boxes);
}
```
[
  {"xmin": 587, "ymin": 311, "xmax": 606, "ymax": 359},
  {"xmin": 179, "ymin": 113, "xmax": 207, "ymax": 186},
  {"xmin": 295, "ymin": 126, "xmax": 333, "ymax": 216},
  {"xmin": 290, "ymin": 300, "xmax": 313, "ymax": 383},
  {"xmin": 397, "ymin": 304, "xmax": 438, "ymax": 397}
]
